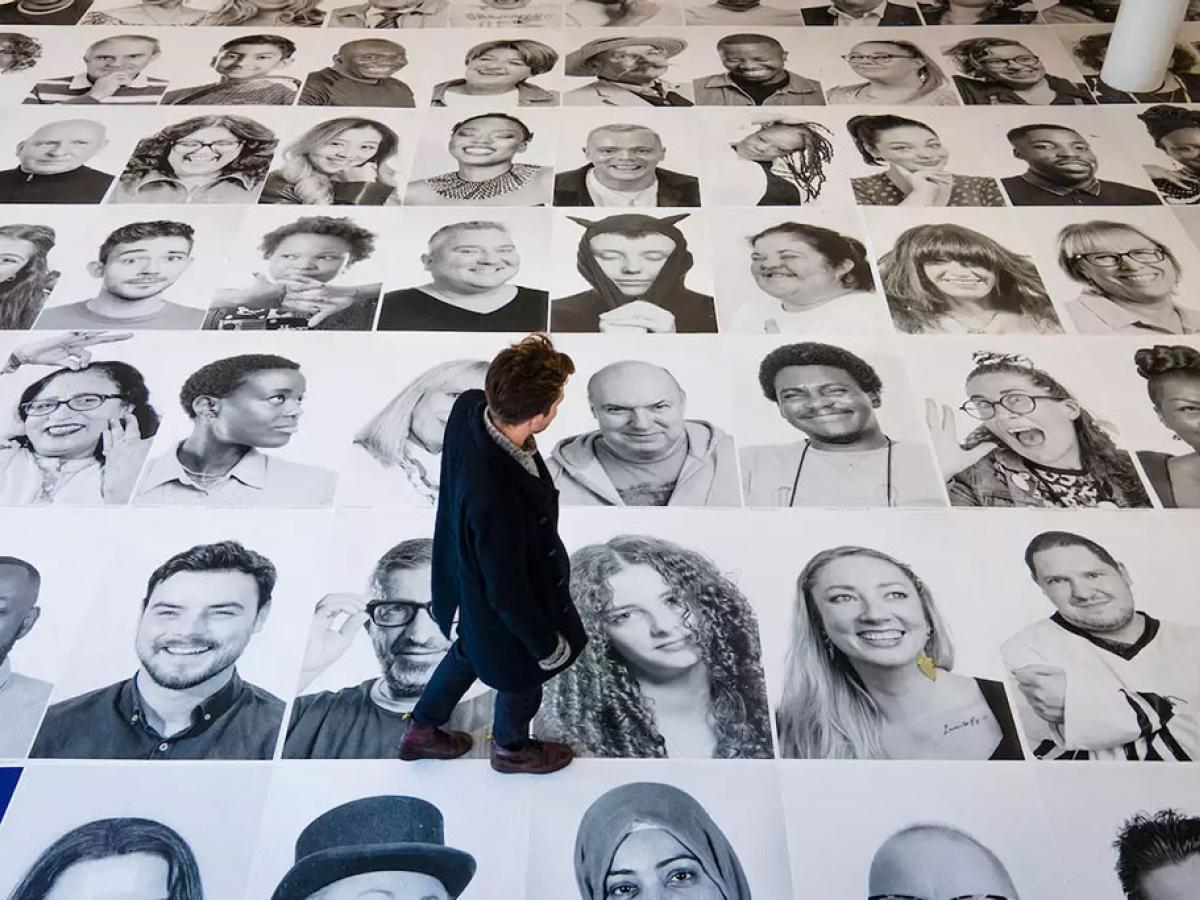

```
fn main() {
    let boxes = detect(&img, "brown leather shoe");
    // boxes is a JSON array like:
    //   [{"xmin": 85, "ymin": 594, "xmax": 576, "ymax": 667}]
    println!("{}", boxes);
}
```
[
  {"xmin": 490, "ymin": 739, "xmax": 574, "ymax": 774},
  {"xmin": 397, "ymin": 720, "xmax": 473, "ymax": 761}
]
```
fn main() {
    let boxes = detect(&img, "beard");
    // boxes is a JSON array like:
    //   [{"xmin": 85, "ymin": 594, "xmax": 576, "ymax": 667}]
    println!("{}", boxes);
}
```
[
  {"xmin": 137, "ymin": 636, "xmax": 242, "ymax": 690},
  {"xmin": 372, "ymin": 632, "xmax": 445, "ymax": 698}
]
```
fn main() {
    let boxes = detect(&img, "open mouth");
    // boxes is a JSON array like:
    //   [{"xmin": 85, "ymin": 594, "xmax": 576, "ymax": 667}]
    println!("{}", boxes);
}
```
[
  {"xmin": 805, "ymin": 410, "xmax": 852, "ymax": 420},
  {"xmin": 460, "ymin": 147, "xmax": 496, "ymax": 157},
  {"xmin": 159, "ymin": 644, "xmax": 214, "ymax": 657},
  {"xmin": 44, "ymin": 423, "xmax": 85, "ymax": 437},
  {"xmin": 1009, "ymin": 427, "xmax": 1045, "ymax": 448},
  {"xmin": 857, "ymin": 629, "xmax": 905, "ymax": 648},
  {"xmin": 1117, "ymin": 271, "xmax": 1161, "ymax": 283}
]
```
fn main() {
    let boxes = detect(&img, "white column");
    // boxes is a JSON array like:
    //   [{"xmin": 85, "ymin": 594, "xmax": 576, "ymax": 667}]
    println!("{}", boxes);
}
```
[{"xmin": 1099, "ymin": 0, "xmax": 1189, "ymax": 93}]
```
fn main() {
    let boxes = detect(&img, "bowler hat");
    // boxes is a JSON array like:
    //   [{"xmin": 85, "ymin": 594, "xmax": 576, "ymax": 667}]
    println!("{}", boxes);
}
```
[
  {"xmin": 565, "ymin": 36, "xmax": 687, "ymax": 77},
  {"xmin": 271, "ymin": 796, "xmax": 476, "ymax": 900}
]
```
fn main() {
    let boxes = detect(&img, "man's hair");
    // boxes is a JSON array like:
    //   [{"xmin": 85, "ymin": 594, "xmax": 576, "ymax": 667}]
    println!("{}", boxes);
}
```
[
  {"xmin": 368, "ymin": 539, "xmax": 434, "ymax": 598},
  {"xmin": 1006, "ymin": 123, "xmax": 1082, "ymax": 145},
  {"xmin": 1023, "ymin": 530, "xmax": 1121, "ymax": 578},
  {"xmin": 179, "ymin": 354, "xmax": 300, "ymax": 418},
  {"xmin": 0, "ymin": 556, "xmax": 40, "ymax": 595},
  {"xmin": 258, "ymin": 215, "xmax": 375, "ymax": 264},
  {"xmin": 717, "ymin": 33, "xmax": 783, "ymax": 53},
  {"xmin": 338, "ymin": 38, "xmax": 405, "ymax": 57},
  {"xmin": 757, "ymin": 342, "xmax": 882, "ymax": 402},
  {"xmin": 426, "ymin": 220, "xmax": 511, "ymax": 255},
  {"xmin": 87, "ymin": 34, "xmax": 160, "ymax": 56},
  {"xmin": 218, "ymin": 34, "xmax": 296, "ymax": 59},
  {"xmin": 142, "ymin": 540, "xmax": 276, "ymax": 612},
  {"xmin": 1115, "ymin": 809, "xmax": 1200, "ymax": 900},
  {"xmin": 485, "ymin": 333, "xmax": 575, "ymax": 425},
  {"xmin": 98, "ymin": 221, "xmax": 194, "ymax": 264},
  {"xmin": 945, "ymin": 37, "xmax": 1032, "ymax": 79},
  {"xmin": 586, "ymin": 123, "xmax": 662, "ymax": 145}
]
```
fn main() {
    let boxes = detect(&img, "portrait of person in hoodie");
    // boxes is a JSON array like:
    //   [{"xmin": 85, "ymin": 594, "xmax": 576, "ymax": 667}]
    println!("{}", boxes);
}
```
[
  {"xmin": 551, "ymin": 213, "xmax": 718, "ymax": 333},
  {"xmin": 548, "ymin": 360, "xmax": 741, "ymax": 507}
]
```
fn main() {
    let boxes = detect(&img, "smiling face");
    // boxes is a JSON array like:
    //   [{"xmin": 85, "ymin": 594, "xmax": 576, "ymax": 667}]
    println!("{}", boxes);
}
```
[
  {"xmin": 733, "ymin": 124, "xmax": 810, "ymax": 163},
  {"xmin": 94, "ymin": 236, "xmax": 192, "ymax": 301},
  {"xmin": 167, "ymin": 125, "xmax": 242, "ymax": 178},
  {"xmin": 208, "ymin": 369, "xmax": 306, "ymax": 449},
  {"xmin": 591, "ymin": 44, "xmax": 669, "ymax": 86},
  {"xmin": 18, "ymin": 120, "xmax": 107, "ymax": 175},
  {"xmin": 601, "ymin": 562, "xmax": 701, "ymax": 680},
  {"xmin": 135, "ymin": 569, "xmax": 266, "ymax": 691},
  {"xmin": 1159, "ymin": 125, "xmax": 1200, "ymax": 176},
  {"xmin": 810, "ymin": 554, "xmax": 929, "ymax": 671},
  {"xmin": 978, "ymin": 43, "xmax": 1045, "ymax": 87},
  {"xmin": 43, "ymin": 853, "xmax": 170, "ymax": 900},
  {"xmin": 369, "ymin": 563, "xmax": 449, "ymax": 698},
  {"xmin": 869, "ymin": 125, "xmax": 948, "ymax": 173},
  {"xmin": 448, "ymin": 116, "xmax": 528, "ymax": 168},
  {"xmin": 965, "ymin": 370, "xmax": 1081, "ymax": 467},
  {"xmin": 307, "ymin": 871, "xmax": 450, "ymax": 900},
  {"xmin": 0, "ymin": 235, "xmax": 35, "ymax": 283},
  {"xmin": 1153, "ymin": 371, "xmax": 1200, "ymax": 450},
  {"xmin": 750, "ymin": 232, "xmax": 852, "ymax": 304},
  {"xmin": 590, "ymin": 363, "xmax": 687, "ymax": 462},
  {"xmin": 308, "ymin": 125, "xmax": 384, "ymax": 175},
  {"xmin": 410, "ymin": 368, "xmax": 482, "ymax": 452},
  {"xmin": 605, "ymin": 828, "xmax": 722, "ymax": 900},
  {"xmin": 266, "ymin": 233, "xmax": 352, "ymax": 285},
  {"xmin": 1029, "ymin": 544, "xmax": 1136, "ymax": 634},
  {"xmin": 214, "ymin": 42, "xmax": 287, "ymax": 81},
  {"xmin": 423, "ymin": 226, "xmax": 518, "ymax": 293},
  {"xmin": 718, "ymin": 40, "xmax": 787, "ymax": 83},
  {"xmin": 1074, "ymin": 229, "xmax": 1179, "ymax": 306},
  {"xmin": 922, "ymin": 255, "xmax": 998, "ymax": 304},
  {"xmin": 23, "ymin": 369, "xmax": 129, "ymax": 460},
  {"xmin": 335, "ymin": 40, "xmax": 407, "ymax": 81},
  {"xmin": 846, "ymin": 41, "xmax": 923, "ymax": 83},
  {"xmin": 589, "ymin": 232, "xmax": 676, "ymax": 297},
  {"xmin": 1012, "ymin": 127, "xmax": 1097, "ymax": 185},
  {"xmin": 585, "ymin": 128, "xmax": 665, "ymax": 189},
  {"xmin": 464, "ymin": 46, "xmax": 532, "ymax": 91},
  {"xmin": 84, "ymin": 37, "xmax": 158, "ymax": 83},
  {"xmin": 773, "ymin": 364, "xmax": 879, "ymax": 445}
]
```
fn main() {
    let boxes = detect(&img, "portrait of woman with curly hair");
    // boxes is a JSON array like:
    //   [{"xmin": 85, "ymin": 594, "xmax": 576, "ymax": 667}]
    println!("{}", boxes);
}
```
[
  {"xmin": 1134, "ymin": 344, "xmax": 1200, "ymax": 508},
  {"xmin": 0, "ymin": 223, "xmax": 58, "ymax": 330},
  {"xmin": 110, "ymin": 115, "xmax": 278, "ymax": 204},
  {"xmin": 0, "ymin": 32, "xmax": 40, "ymax": 73},
  {"xmin": 539, "ymin": 534, "xmax": 774, "ymax": 759}
]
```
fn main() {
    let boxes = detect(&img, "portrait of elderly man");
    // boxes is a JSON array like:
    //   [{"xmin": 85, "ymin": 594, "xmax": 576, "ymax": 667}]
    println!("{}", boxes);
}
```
[
  {"xmin": 0, "ymin": 556, "xmax": 51, "ymax": 759},
  {"xmin": 25, "ymin": 35, "xmax": 167, "ymax": 105},
  {"xmin": 284, "ymin": 539, "xmax": 493, "ymax": 760},
  {"xmin": 29, "ymin": 541, "xmax": 286, "ymax": 760},
  {"xmin": 0, "ymin": 119, "xmax": 113, "ymax": 204},
  {"xmin": 946, "ymin": 37, "xmax": 1093, "ymax": 106},
  {"xmin": 1115, "ymin": 809, "xmax": 1200, "ymax": 900},
  {"xmin": 564, "ymin": 36, "xmax": 694, "ymax": 108},
  {"xmin": 1002, "ymin": 530, "xmax": 1200, "ymax": 761},
  {"xmin": 868, "ymin": 824, "xmax": 1021, "ymax": 900},
  {"xmin": 377, "ymin": 220, "xmax": 548, "ymax": 332},
  {"xmin": 1002, "ymin": 124, "xmax": 1162, "ymax": 207},
  {"xmin": 298, "ymin": 39, "xmax": 414, "ymax": 108},
  {"xmin": 801, "ymin": 0, "xmax": 920, "ymax": 24},
  {"xmin": 327, "ymin": 0, "xmax": 449, "ymax": 26},
  {"xmin": 554, "ymin": 123, "xmax": 700, "ymax": 208},
  {"xmin": 741, "ymin": 342, "xmax": 945, "ymax": 507},
  {"xmin": 548, "ymin": 360, "xmax": 740, "ymax": 507},
  {"xmin": 693, "ymin": 33, "xmax": 824, "ymax": 107},
  {"xmin": 271, "ymin": 796, "xmax": 476, "ymax": 900}
]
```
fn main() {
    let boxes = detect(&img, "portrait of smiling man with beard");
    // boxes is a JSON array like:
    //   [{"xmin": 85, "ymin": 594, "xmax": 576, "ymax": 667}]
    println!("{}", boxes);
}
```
[
  {"xmin": 740, "ymin": 341, "xmax": 945, "ymax": 507},
  {"xmin": 29, "ymin": 540, "xmax": 285, "ymax": 760},
  {"xmin": 1002, "ymin": 530, "xmax": 1200, "ymax": 762},
  {"xmin": 283, "ymin": 538, "xmax": 494, "ymax": 759}
]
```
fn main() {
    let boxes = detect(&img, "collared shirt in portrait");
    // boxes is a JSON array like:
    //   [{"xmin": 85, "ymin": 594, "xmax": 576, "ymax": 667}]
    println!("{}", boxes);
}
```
[
  {"xmin": 0, "ymin": 659, "xmax": 53, "ymax": 758},
  {"xmin": 298, "ymin": 67, "xmax": 416, "ymax": 107},
  {"xmin": 584, "ymin": 168, "xmax": 658, "ymax": 207},
  {"xmin": 34, "ymin": 299, "xmax": 205, "ymax": 331},
  {"xmin": 447, "ymin": 1, "xmax": 560, "ymax": 25},
  {"xmin": 0, "ymin": 445, "xmax": 106, "ymax": 506},
  {"xmin": 1001, "ymin": 170, "xmax": 1162, "ymax": 207},
  {"xmin": 161, "ymin": 77, "xmax": 300, "ymax": 106},
  {"xmin": 564, "ymin": 78, "xmax": 693, "ymax": 107},
  {"xmin": 430, "ymin": 79, "xmax": 558, "ymax": 106},
  {"xmin": 109, "ymin": 170, "xmax": 263, "ymax": 204},
  {"xmin": 135, "ymin": 444, "xmax": 337, "ymax": 508},
  {"xmin": 28, "ymin": 670, "xmax": 284, "ymax": 760},
  {"xmin": 483, "ymin": 406, "xmax": 539, "ymax": 477},
  {"xmin": 801, "ymin": 1, "xmax": 921, "ymax": 24},
  {"xmin": 0, "ymin": 165, "xmax": 113, "ymax": 203},
  {"xmin": 25, "ymin": 72, "xmax": 168, "ymax": 105},
  {"xmin": 327, "ymin": 0, "xmax": 449, "ymax": 26},
  {"xmin": 851, "ymin": 170, "xmax": 1005, "ymax": 207},
  {"xmin": 1067, "ymin": 289, "xmax": 1200, "ymax": 335},
  {"xmin": 692, "ymin": 70, "xmax": 825, "ymax": 106},
  {"xmin": 684, "ymin": 1, "xmax": 804, "ymax": 24},
  {"xmin": 953, "ymin": 73, "xmax": 1094, "ymax": 106}
]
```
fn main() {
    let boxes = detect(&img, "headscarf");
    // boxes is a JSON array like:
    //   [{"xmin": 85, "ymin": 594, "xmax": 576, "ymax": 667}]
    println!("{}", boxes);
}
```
[
  {"xmin": 567, "ymin": 214, "xmax": 694, "ymax": 315},
  {"xmin": 573, "ymin": 782, "xmax": 750, "ymax": 900}
]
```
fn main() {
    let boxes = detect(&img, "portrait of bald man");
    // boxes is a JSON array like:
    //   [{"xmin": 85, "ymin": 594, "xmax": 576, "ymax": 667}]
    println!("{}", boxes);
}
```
[
  {"xmin": 0, "ymin": 556, "xmax": 51, "ymax": 758},
  {"xmin": 554, "ymin": 123, "xmax": 701, "ymax": 208},
  {"xmin": 868, "ymin": 824, "xmax": 1021, "ymax": 900},
  {"xmin": 547, "ymin": 360, "xmax": 741, "ymax": 506},
  {"xmin": 0, "ymin": 119, "xmax": 113, "ymax": 204}
]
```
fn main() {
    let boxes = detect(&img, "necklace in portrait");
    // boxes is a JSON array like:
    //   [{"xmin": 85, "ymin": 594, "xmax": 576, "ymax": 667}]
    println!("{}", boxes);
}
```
[
  {"xmin": 428, "ymin": 163, "xmax": 540, "ymax": 201},
  {"xmin": 788, "ymin": 438, "xmax": 895, "ymax": 507}
]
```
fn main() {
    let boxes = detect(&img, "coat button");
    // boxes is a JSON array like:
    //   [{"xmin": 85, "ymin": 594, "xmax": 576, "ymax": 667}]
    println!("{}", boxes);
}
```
[
  {"xmin": 548, "ymin": 548, "xmax": 557, "ymax": 558},
  {"xmin": 538, "ymin": 516, "xmax": 548, "ymax": 525}
]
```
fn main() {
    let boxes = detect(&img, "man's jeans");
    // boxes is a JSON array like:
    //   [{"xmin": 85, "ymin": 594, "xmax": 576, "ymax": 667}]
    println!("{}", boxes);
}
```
[{"xmin": 412, "ymin": 638, "xmax": 543, "ymax": 750}]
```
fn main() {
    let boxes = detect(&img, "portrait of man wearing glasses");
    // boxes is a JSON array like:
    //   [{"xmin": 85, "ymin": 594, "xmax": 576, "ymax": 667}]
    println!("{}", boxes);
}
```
[
  {"xmin": 282, "ymin": 538, "xmax": 493, "ymax": 759},
  {"xmin": 945, "ymin": 37, "xmax": 1093, "ymax": 107}
]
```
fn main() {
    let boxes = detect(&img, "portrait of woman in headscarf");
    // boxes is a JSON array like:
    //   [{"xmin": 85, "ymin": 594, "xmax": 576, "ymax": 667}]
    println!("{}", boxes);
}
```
[{"xmin": 551, "ymin": 213, "xmax": 717, "ymax": 334}]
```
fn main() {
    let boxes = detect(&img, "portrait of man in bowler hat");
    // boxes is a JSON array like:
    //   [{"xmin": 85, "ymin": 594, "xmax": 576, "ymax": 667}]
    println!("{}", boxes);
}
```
[
  {"xmin": 271, "ymin": 795, "xmax": 476, "ymax": 900},
  {"xmin": 564, "ymin": 36, "xmax": 694, "ymax": 107}
]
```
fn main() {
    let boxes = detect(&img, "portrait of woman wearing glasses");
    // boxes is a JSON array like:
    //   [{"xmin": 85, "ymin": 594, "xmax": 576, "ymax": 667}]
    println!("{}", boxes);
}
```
[
  {"xmin": 1056, "ymin": 221, "xmax": 1199, "ymax": 335},
  {"xmin": 1134, "ymin": 344, "xmax": 1200, "ymax": 508},
  {"xmin": 110, "ymin": 115, "xmax": 278, "ymax": 205},
  {"xmin": 776, "ymin": 545, "xmax": 1023, "ymax": 760},
  {"xmin": 945, "ymin": 37, "xmax": 1093, "ymax": 106},
  {"xmin": 0, "ymin": 332, "xmax": 158, "ymax": 506},
  {"xmin": 918, "ymin": 0, "xmax": 1036, "ymax": 24},
  {"xmin": 826, "ymin": 40, "xmax": 960, "ymax": 107},
  {"xmin": 927, "ymin": 351, "xmax": 1151, "ymax": 508}
]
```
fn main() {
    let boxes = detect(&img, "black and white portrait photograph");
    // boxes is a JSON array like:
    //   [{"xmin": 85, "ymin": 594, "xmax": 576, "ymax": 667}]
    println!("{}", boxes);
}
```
[
  {"xmin": 782, "ymin": 762, "xmax": 1068, "ymax": 896},
  {"xmin": 549, "ymin": 208, "xmax": 717, "ymax": 333},
  {"xmin": 427, "ymin": 34, "xmax": 563, "ymax": 107},
  {"xmin": 24, "ymin": 507, "xmax": 324, "ymax": 760},
  {"xmin": 445, "ymin": 0, "xmax": 563, "ymax": 27},
  {"xmin": 1132, "ymin": 340, "xmax": 1200, "ymax": 507},
  {"xmin": 78, "ymin": 0, "xmax": 328, "ymax": 24},
  {"xmin": 540, "ymin": 336, "xmax": 741, "ymax": 507},
  {"xmin": 157, "ymin": 28, "xmax": 314, "ymax": 106},
  {"xmin": 403, "ymin": 107, "xmax": 556, "ymax": 206},
  {"xmin": 936, "ymin": 25, "xmax": 1095, "ymax": 106},
  {"xmin": 709, "ymin": 207, "xmax": 890, "ymax": 334},
  {"xmin": 801, "ymin": 0, "xmax": 921, "ymax": 25},
  {"xmin": 677, "ymin": 30, "xmax": 823, "ymax": 107},
  {"xmin": 1040, "ymin": 0, "xmax": 1122, "ymax": 24},
  {"xmin": 0, "ymin": 763, "xmax": 270, "ymax": 898},
  {"xmin": 920, "ymin": 0, "xmax": 1040, "ymax": 23},
  {"xmin": 538, "ymin": 509, "xmax": 774, "ymax": 758},
  {"xmin": 554, "ymin": 108, "xmax": 701, "ymax": 208},
  {"xmin": 245, "ymin": 761, "xmax": 530, "ymax": 898},
  {"xmin": 0, "ymin": 211, "xmax": 68, "ymax": 330},
  {"xmin": 867, "ymin": 206, "xmax": 1067, "ymax": 334},
  {"xmin": 561, "ymin": 34, "xmax": 693, "ymax": 105},
  {"xmin": 297, "ymin": 37, "xmax": 418, "ymax": 107},
  {"xmin": 730, "ymin": 337, "xmax": 946, "ymax": 507},
  {"xmin": 917, "ymin": 339, "xmax": 1154, "ymax": 508},
  {"xmin": 809, "ymin": 32, "xmax": 962, "ymax": 106},
  {"xmin": 377, "ymin": 208, "xmax": 550, "ymax": 332},
  {"xmin": 563, "ymin": 0, "xmax": 682, "ymax": 28},
  {"xmin": 130, "ymin": 332, "xmax": 341, "ymax": 507},
  {"xmin": 1065, "ymin": 24, "xmax": 1200, "ymax": 103},
  {"xmin": 205, "ymin": 206, "xmax": 389, "ymax": 331},
  {"xmin": 526, "ymin": 763, "xmax": 794, "ymax": 896},
  {"xmin": 22, "ymin": 30, "xmax": 171, "ymax": 105},
  {"xmin": 679, "ymin": 0, "xmax": 803, "ymax": 26},
  {"xmin": 323, "ymin": 0, "xmax": 446, "ymax": 27},
  {"xmin": 1128, "ymin": 103, "xmax": 1200, "ymax": 206}
]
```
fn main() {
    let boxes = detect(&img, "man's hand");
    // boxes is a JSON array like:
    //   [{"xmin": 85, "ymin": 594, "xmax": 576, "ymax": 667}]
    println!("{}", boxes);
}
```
[
  {"xmin": 537, "ymin": 633, "xmax": 570, "ymax": 671},
  {"xmin": 87, "ymin": 71, "xmax": 136, "ymax": 101},
  {"xmin": 99, "ymin": 414, "xmax": 147, "ymax": 503},
  {"xmin": 1012, "ymin": 664, "xmax": 1067, "ymax": 726},
  {"xmin": 598, "ymin": 300, "xmax": 676, "ymax": 334},
  {"xmin": 298, "ymin": 593, "xmax": 369, "ymax": 692},
  {"xmin": 4, "ymin": 331, "xmax": 134, "ymax": 373}
]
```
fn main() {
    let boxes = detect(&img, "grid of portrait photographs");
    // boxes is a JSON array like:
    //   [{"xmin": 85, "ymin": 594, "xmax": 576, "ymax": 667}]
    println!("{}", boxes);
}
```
[{"xmin": 1, "ymin": 1, "xmax": 1200, "ymax": 898}]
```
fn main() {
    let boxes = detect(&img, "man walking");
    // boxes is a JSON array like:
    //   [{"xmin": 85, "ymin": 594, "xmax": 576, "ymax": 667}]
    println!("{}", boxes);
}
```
[{"xmin": 398, "ymin": 333, "xmax": 585, "ymax": 774}]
